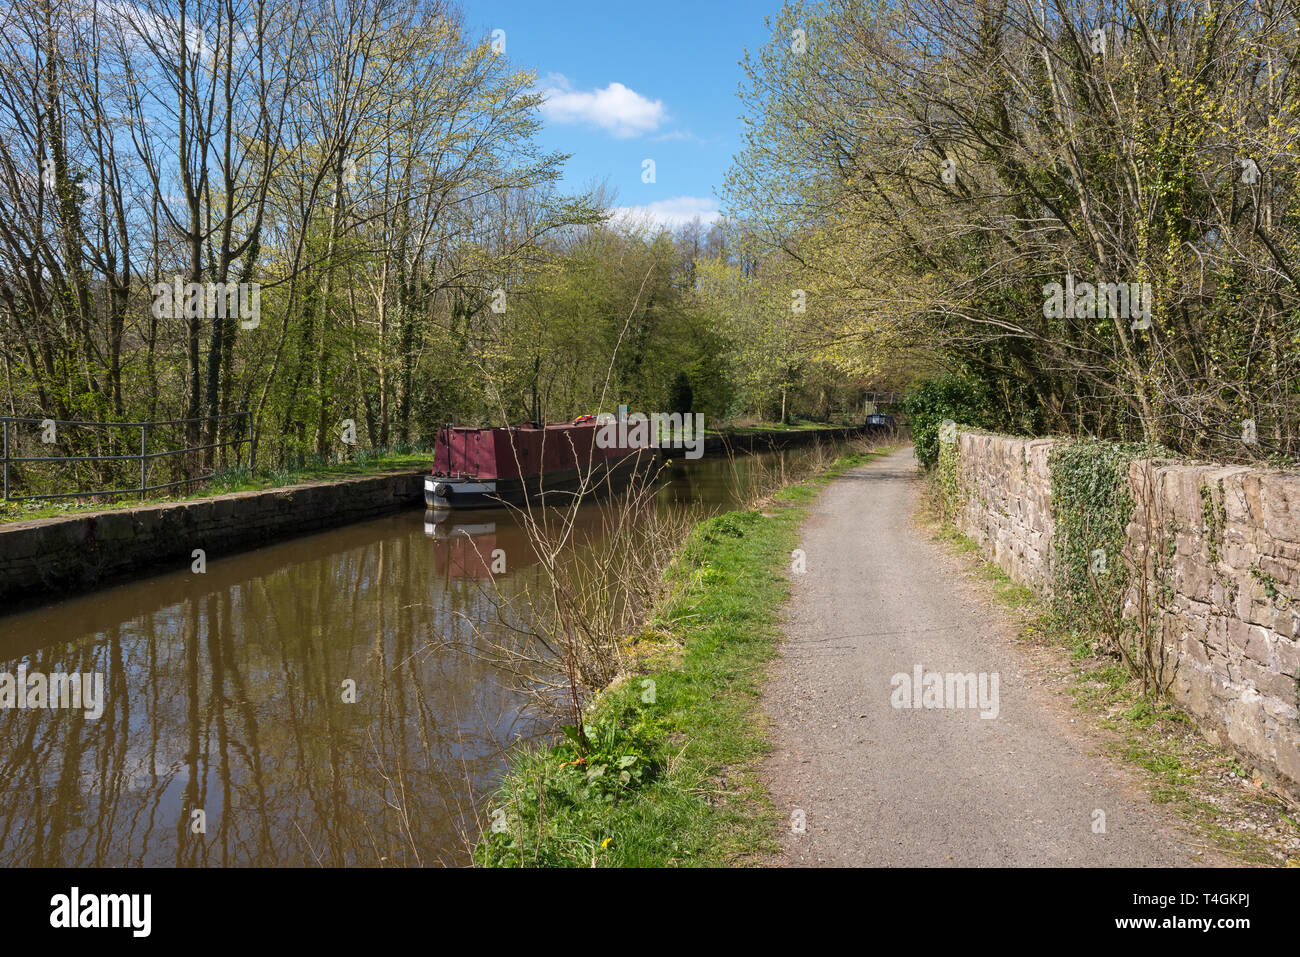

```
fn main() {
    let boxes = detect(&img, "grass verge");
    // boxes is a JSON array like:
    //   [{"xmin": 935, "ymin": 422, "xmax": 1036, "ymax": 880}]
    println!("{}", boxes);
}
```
[
  {"xmin": 475, "ymin": 446, "xmax": 891, "ymax": 867},
  {"xmin": 920, "ymin": 484, "xmax": 1300, "ymax": 867},
  {"xmin": 716, "ymin": 418, "xmax": 858, "ymax": 433},
  {"xmin": 0, "ymin": 450, "xmax": 433, "ymax": 525}
]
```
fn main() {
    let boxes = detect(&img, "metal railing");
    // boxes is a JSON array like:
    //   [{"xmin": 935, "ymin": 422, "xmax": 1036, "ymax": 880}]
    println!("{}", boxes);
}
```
[
  {"xmin": 1, "ymin": 411, "xmax": 254, "ymax": 502},
  {"xmin": 865, "ymin": 392, "xmax": 906, "ymax": 408}
]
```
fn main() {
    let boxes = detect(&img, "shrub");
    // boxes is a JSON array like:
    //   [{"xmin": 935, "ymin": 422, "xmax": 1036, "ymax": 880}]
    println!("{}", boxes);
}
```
[{"xmin": 904, "ymin": 374, "xmax": 990, "ymax": 468}]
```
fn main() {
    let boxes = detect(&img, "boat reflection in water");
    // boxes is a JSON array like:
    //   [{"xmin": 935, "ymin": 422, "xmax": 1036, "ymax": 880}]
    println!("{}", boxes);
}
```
[{"xmin": 424, "ymin": 511, "xmax": 508, "ymax": 579}]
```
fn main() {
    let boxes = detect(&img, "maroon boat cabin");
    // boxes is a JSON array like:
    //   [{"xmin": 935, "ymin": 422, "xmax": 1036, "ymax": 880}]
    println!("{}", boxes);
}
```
[{"xmin": 424, "ymin": 419, "xmax": 651, "ymax": 509}]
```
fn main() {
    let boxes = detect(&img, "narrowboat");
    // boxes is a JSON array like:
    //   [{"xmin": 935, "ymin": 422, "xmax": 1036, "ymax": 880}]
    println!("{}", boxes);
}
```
[{"xmin": 424, "ymin": 418, "xmax": 652, "ymax": 509}]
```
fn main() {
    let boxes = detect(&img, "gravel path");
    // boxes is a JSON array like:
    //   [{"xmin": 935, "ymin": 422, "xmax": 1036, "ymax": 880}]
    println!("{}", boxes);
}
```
[{"xmin": 763, "ymin": 446, "xmax": 1220, "ymax": 866}]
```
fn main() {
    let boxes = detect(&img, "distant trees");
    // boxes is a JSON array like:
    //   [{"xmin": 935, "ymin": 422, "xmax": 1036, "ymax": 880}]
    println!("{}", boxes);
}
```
[
  {"xmin": 488, "ymin": 221, "xmax": 736, "ymax": 426},
  {"xmin": 724, "ymin": 0, "xmax": 1300, "ymax": 458},
  {"xmin": 693, "ymin": 233, "xmax": 895, "ymax": 424},
  {"xmin": 0, "ymin": 0, "xmax": 825, "ymax": 485}
]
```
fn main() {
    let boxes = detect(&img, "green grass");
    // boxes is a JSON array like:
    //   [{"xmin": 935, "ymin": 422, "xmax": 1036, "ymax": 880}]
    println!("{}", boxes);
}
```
[
  {"xmin": 714, "ymin": 417, "xmax": 860, "ymax": 434},
  {"xmin": 476, "ymin": 445, "xmax": 891, "ymax": 867},
  {"xmin": 0, "ymin": 449, "xmax": 434, "ymax": 525}
]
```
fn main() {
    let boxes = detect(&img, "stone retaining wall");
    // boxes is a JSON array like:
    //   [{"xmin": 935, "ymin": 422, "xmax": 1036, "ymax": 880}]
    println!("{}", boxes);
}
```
[
  {"xmin": 0, "ymin": 470, "xmax": 426, "ymax": 608},
  {"xmin": 952, "ymin": 432, "xmax": 1300, "ymax": 797}
]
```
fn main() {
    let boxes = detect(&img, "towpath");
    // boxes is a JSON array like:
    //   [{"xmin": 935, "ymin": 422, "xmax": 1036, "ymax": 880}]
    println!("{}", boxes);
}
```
[{"xmin": 763, "ymin": 445, "xmax": 1222, "ymax": 866}]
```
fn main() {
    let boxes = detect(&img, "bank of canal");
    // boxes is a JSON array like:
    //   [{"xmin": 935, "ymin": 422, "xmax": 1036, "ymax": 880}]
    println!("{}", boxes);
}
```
[{"xmin": 0, "ymin": 469, "xmax": 428, "ymax": 608}]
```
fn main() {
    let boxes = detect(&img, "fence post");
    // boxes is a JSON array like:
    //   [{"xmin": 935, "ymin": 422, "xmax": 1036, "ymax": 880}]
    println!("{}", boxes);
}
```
[
  {"xmin": 2, "ymin": 419, "xmax": 7, "ymax": 501},
  {"xmin": 139, "ymin": 423, "xmax": 147, "ymax": 500},
  {"xmin": 247, "ymin": 411, "xmax": 256, "ymax": 473}
]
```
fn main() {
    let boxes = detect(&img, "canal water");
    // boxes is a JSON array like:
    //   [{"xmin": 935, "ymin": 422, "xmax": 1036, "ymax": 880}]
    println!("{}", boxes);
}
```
[{"xmin": 0, "ymin": 452, "xmax": 801, "ymax": 866}]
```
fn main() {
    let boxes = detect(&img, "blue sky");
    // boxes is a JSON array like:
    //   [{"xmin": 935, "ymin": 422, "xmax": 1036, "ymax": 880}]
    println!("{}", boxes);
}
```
[{"xmin": 461, "ymin": 0, "xmax": 781, "ymax": 228}]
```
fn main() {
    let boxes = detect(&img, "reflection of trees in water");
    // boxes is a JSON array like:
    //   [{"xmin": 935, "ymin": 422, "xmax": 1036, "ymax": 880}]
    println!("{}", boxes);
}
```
[
  {"xmin": 0, "ymin": 522, "xmax": 543, "ymax": 867},
  {"xmin": 0, "ymin": 450, "xmax": 812, "ymax": 866}
]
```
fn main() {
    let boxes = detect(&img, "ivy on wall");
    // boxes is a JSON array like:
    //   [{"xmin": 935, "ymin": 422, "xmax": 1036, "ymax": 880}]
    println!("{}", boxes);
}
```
[
  {"xmin": 1047, "ymin": 440, "xmax": 1148, "ymax": 631},
  {"xmin": 1200, "ymin": 480, "xmax": 1226, "ymax": 565},
  {"xmin": 935, "ymin": 432, "xmax": 963, "ymax": 523}
]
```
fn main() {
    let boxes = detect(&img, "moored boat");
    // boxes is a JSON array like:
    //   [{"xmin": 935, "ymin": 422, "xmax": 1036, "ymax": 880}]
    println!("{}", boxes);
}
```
[{"xmin": 424, "ymin": 418, "xmax": 652, "ymax": 509}]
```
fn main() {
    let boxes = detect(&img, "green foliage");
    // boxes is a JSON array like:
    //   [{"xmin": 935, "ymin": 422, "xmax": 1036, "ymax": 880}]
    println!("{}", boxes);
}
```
[
  {"xmin": 667, "ymin": 371, "xmax": 694, "ymax": 416},
  {"xmin": 904, "ymin": 374, "xmax": 990, "ymax": 468},
  {"xmin": 560, "ymin": 711, "xmax": 662, "ymax": 800},
  {"xmin": 695, "ymin": 510, "xmax": 758, "ymax": 543},
  {"xmin": 1048, "ymin": 440, "xmax": 1145, "ymax": 628},
  {"xmin": 1201, "ymin": 481, "xmax": 1227, "ymax": 564},
  {"xmin": 1249, "ymin": 564, "xmax": 1281, "ymax": 600},
  {"xmin": 492, "ymin": 227, "xmax": 749, "ymax": 429},
  {"xmin": 934, "ymin": 438, "xmax": 962, "ymax": 523},
  {"xmin": 475, "ymin": 701, "xmax": 664, "ymax": 866}
]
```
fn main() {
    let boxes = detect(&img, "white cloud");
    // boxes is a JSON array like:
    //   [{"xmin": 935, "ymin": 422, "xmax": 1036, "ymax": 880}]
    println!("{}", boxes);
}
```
[
  {"xmin": 608, "ymin": 196, "xmax": 720, "ymax": 230},
  {"xmin": 540, "ymin": 74, "xmax": 666, "ymax": 138}
]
